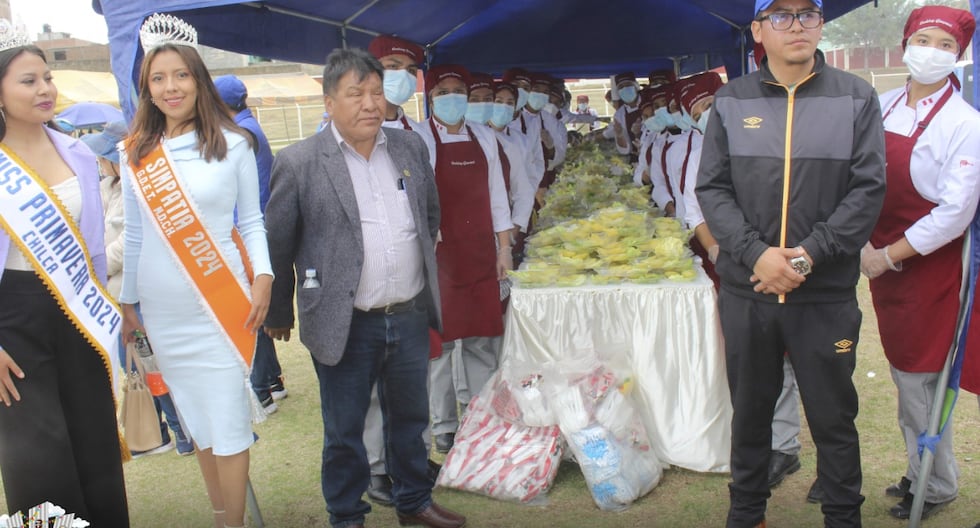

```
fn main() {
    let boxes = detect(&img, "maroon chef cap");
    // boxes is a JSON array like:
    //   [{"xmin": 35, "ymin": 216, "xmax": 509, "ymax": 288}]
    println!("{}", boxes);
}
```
[
  {"xmin": 494, "ymin": 80, "xmax": 518, "ymax": 98},
  {"xmin": 425, "ymin": 64, "xmax": 471, "ymax": 92},
  {"xmin": 502, "ymin": 67, "xmax": 532, "ymax": 86},
  {"xmin": 468, "ymin": 72, "xmax": 494, "ymax": 93},
  {"xmin": 648, "ymin": 83, "xmax": 673, "ymax": 107},
  {"xmin": 902, "ymin": 5, "xmax": 975, "ymax": 58},
  {"xmin": 614, "ymin": 71, "xmax": 637, "ymax": 87},
  {"xmin": 647, "ymin": 69, "xmax": 677, "ymax": 88},
  {"xmin": 678, "ymin": 72, "xmax": 724, "ymax": 115},
  {"xmin": 368, "ymin": 35, "xmax": 425, "ymax": 66},
  {"xmin": 638, "ymin": 87, "xmax": 657, "ymax": 111}
]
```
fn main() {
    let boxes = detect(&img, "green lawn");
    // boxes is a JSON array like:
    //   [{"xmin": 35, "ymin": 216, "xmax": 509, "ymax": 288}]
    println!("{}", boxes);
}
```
[{"xmin": 3, "ymin": 280, "xmax": 979, "ymax": 527}]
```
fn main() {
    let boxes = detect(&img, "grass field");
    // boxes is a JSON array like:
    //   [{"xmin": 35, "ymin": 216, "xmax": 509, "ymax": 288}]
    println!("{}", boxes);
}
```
[{"xmin": 2, "ymin": 280, "xmax": 979, "ymax": 527}]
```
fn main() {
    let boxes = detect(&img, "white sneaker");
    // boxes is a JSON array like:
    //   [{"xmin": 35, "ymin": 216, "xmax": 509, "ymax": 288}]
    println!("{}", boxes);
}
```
[{"xmin": 270, "ymin": 378, "xmax": 288, "ymax": 401}]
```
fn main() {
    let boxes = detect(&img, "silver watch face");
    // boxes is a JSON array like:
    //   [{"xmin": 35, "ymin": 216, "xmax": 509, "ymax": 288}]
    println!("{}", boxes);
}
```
[{"xmin": 791, "ymin": 256, "xmax": 811, "ymax": 276}]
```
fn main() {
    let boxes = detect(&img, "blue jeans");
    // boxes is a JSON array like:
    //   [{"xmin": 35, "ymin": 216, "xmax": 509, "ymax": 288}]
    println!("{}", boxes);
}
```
[
  {"xmin": 117, "ymin": 304, "xmax": 190, "ymax": 450},
  {"xmin": 250, "ymin": 331, "xmax": 282, "ymax": 397},
  {"xmin": 313, "ymin": 305, "xmax": 433, "ymax": 528}
]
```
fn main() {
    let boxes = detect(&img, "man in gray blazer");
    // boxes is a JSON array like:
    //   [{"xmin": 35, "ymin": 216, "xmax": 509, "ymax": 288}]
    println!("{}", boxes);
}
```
[{"xmin": 265, "ymin": 48, "xmax": 465, "ymax": 528}]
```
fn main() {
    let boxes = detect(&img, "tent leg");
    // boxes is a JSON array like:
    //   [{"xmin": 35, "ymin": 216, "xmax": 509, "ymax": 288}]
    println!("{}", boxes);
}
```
[{"xmin": 246, "ymin": 477, "xmax": 265, "ymax": 528}]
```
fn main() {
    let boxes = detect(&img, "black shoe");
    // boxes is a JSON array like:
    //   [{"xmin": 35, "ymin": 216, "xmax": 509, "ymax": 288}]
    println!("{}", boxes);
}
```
[
  {"xmin": 806, "ymin": 479, "xmax": 825, "ymax": 504},
  {"xmin": 888, "ymin": 492, "xmax": 953, "ymax": 520},
  {"xmin": 885, "ymin": 476, "xmax": 911, "ymax": 498},
  {"xmin": 434, "ymin": 433, "xmax": 455, "ymax": 454},
  {"xmin": 767, "ymin": 452, "xmax": 801, "ymax": 488},
  {"xmin": 366, "ymin": 474, "xmax": 393, "ymax": 507},
  {"xmin": 427, "ymin": 458, "xmax": 442, "ymax": 482}
]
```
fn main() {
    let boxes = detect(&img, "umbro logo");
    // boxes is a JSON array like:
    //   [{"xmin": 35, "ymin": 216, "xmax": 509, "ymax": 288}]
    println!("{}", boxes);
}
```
[
  {"xmin": 743, "ymin": 116, "xmax": 763, "ymax": 129},
  {"xmin": 835, "ymin": 339, "xmax": 853, "ymax": 354}
]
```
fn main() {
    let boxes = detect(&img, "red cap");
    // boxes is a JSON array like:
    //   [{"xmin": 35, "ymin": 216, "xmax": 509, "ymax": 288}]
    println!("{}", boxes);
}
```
[
  {"xmin": 647, "ymin": 69, "xmax": 676, "ymax": 87},
  {"xmin": 468, "ymin": 72, "xmax": 494, "ymax": 93},
  {"xmin": 548, "ymin": 77, "xmax": 565, "ymax": 100},
  {"xmin": 648, "ymin": 83, "xmax": 673, "ymax": 107},
  {"xmin": 425, "ymin": 64, "xmax": 471, "ymax": 92},
  {"xmin": 678, "ymin": 72, "xmax": 724, "ymax": 115},
  {"xmin": 576, "ymin": 94, "xmax": 589, "ymax": 102},
  {"xmin": 502, "ymin": 67, "xmax": 532, "ymax": 86},
  {"xmin": 638, "ymin": 87, "xmax": 657, "ymax": 111},
  {"xmin": 494, "ymin": 80, "xmax": 518, "ymax": 98},
  {"xmin": 368, "ymin": 35, "xmax": 425, "ymax": 66},
  {"xmin": 902, "ymin": 5, "xmax": 975, "ymax": 58},
  {"xmin": 528, "ymin": 72, "xmax": 551, "ymax": 88},
  {"xmin": 614, "ymin": 72, "xmax": 637, "ymax": 87}
]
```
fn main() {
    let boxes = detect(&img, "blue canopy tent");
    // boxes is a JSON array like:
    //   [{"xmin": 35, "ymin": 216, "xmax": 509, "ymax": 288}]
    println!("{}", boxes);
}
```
[{"xmin": 93, "ymin": 0, "xmax": 874, "ymax": 121}]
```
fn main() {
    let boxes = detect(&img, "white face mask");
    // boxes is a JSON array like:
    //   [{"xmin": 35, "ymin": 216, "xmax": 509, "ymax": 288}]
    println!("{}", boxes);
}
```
[
  {"xmin": 903, "ymin": 45, "xmax": 957, "ymax": 85},
  {"xmin": 542, "ymin": 102, "xmax": 559, "ymax": 115}
]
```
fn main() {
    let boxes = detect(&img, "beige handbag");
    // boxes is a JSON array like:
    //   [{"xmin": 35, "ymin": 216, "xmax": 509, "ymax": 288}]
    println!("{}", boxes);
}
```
[{"xmin": 119, "ymin": 342, "xmax": 163, "ymax": 452}]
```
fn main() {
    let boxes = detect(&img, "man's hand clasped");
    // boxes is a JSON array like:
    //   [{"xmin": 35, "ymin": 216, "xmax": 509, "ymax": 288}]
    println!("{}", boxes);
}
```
[{"xmin": 750, "ymin": 246, "xmax": 810, "ymax": 295}]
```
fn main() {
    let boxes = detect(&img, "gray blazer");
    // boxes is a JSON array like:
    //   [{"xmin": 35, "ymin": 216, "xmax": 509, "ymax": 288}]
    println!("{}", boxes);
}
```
[{"xmin": 264, "ymin": 126, "xmax": 441, "ymax": 366}]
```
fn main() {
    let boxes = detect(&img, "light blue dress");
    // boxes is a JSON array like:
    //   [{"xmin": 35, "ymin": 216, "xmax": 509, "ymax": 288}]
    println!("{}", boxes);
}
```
[{"xmin": 119, "ymin": 130, "xmax": 272, "ymax": 456}]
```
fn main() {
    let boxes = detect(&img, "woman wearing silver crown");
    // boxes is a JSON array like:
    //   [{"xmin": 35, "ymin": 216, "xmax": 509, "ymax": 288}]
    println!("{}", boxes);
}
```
[
  {"xmin": 0, "ymin": 19, "xmax": 130, "ymax": 526},
  {"xmin": 119, "ymin": 14, "xmax": 273, "ymax": 528}
]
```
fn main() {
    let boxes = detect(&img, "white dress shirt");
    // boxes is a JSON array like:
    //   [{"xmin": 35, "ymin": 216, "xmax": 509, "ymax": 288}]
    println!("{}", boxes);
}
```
[
  {"xmin": 648, "ymin": 131, "xmax": 684, "ymax": 210},
  {"xmin": 880, "ymin": 82, "xmax": 980, "ymax": 255},
  {"xmin": 421, "ymin": 119, "xmax": 513, "ymax": 234},
  {"xmin": 494, "ymin": 127, "xmax": 536, "ymax": 231},
  {"xmin": 508, "ymin": 111, "xmax": 546, "ymax": 189},
  {"xmin": 662, "ymin": 129, "xmax": 701, "ymax": 227},
  {"xmin": 613, "ymin": 102, "xmax": 640, "ymax": 155},
  {"xmin": 330, "ymin": 123, "xmax": 424, "ymax": 310}
]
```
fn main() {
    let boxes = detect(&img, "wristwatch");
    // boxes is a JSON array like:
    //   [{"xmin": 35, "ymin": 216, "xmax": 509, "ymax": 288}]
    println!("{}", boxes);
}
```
[{"xmin": 790, "ymin": 255, "xmax": 812, "ymax": 276}]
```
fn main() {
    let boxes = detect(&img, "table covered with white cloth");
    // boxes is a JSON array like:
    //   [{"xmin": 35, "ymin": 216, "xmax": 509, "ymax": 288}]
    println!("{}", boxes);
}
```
[{"xmin": 501, "ymin": 268, "xmax": 732, "ymax": 473}]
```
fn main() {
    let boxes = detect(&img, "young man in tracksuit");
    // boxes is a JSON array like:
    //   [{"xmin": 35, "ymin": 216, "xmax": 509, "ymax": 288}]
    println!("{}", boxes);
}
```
[{"xmin": 695, "ymin": 0, "xmax": 886, "ymax": 526}]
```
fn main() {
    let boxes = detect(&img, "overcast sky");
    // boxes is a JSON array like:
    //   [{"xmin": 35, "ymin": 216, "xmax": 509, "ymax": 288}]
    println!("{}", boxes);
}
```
[{"xmin": 12, "ymin": 0, "xmax": 110, "ymax": 44}]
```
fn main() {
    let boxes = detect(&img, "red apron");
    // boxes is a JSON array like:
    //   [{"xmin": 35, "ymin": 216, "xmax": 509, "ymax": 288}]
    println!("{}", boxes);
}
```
[
  {"xmin": 870, "ymin": 86, "xmax": 980, "ymax": 372},
  {"xmin": 429, "ymin": 120, "xmax": 504, "ymax": 343}
]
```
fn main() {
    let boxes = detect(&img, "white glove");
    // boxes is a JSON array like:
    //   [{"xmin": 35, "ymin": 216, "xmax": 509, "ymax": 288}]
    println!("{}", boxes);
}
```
[{"xmin": 860, "ymin": 242, "xmax": 900, "ymax": 279}]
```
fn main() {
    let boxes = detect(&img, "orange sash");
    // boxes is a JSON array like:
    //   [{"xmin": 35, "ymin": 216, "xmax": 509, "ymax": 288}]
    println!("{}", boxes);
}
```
[{"xmin": 128, "ymin": 143, "xmax": 254, "ymax": 367}]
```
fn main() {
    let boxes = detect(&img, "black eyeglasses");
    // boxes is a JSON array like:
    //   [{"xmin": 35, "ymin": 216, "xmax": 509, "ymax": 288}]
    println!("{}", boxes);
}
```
[{"xmin": 757, "ymin": 10, "xmax": 823, "ymax": 31}]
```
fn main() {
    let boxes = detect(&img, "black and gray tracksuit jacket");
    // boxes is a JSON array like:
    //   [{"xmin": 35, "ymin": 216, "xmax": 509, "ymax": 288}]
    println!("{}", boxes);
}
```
[{"xmin": 695, "ymin": 50, "xmax": 887, "ymax": 303}]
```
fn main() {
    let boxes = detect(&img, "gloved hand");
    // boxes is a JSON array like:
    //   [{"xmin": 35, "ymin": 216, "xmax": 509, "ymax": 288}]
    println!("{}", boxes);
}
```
[
  {"xmin": 707, "ymin": 245, "xmax": 720, "ymax": 264},
  {"xmin": 860, "ymin": 242, "xmax": 900, "ymax": 279}
]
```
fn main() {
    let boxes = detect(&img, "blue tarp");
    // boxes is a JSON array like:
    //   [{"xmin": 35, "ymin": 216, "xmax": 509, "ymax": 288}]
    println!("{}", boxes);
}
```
[{"xmin": 92, "ymin": 0, "xmax": 873, "ymax": 120}]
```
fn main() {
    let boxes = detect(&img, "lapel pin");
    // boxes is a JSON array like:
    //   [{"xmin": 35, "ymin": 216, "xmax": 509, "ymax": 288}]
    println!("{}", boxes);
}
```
[{"xmin": 403, "ymin": 169, "xmax": 411, "ymax": 178}]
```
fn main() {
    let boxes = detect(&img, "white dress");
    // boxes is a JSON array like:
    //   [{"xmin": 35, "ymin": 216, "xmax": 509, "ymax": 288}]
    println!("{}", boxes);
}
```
[{"xmin": 119, "ymin": 130, "xmax": 272, "ymax": 456}]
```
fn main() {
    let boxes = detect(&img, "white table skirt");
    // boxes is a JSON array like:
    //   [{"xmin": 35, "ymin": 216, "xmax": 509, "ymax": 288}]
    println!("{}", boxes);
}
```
[{"xmin": 502, "ymin": 269, "xmax": 732, "ymax": 473}]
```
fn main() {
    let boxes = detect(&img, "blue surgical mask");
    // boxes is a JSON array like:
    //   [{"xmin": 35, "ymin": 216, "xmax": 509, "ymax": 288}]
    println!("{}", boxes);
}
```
[
  {"xmin": 465, "ymin": 102, "xmax": 493, "ymax": 124},
  {"xmin": 654, "ymin": 107, "xmax": 674, "ymax": 128},
  {"xmin": 383, "ymin": 69, "xmax": 416, "ymax": 106},
  {"xmin": 577, "ymin": 103, "xmax": 589, "ymax": 112},
  {"xmin": 643, "ymin": 115, "xmax": 665, "ymax": 134},
  {"xmin": 671, "ymin": 110, "xmax": 692, "ymax": 132},
  {"xmin": 619, "ymin": 85, "xmax": 638, "ymax": 104},
  {"xmin": 517, "ymin": 88, "xmax": 530, "ymax": 110},
  {"xmin": 489, "ymin": 102, "xmax": 516, "ymax": 128},
  {"xmin": 432, "ymin": 93, "xmax": 468, "ymax": 125},
  {"xmin": 527, "ymin": 92, "xmax": 549, "ymax": 111},
  {"xmin": 695, "ymin": 108, "xmax": 711, "ymax": 133}
]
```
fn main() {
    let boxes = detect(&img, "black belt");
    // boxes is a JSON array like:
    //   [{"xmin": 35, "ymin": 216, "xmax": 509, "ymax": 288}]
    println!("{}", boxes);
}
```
[{"xmin": 357, "ymin": 297, "xmax": 418, "ymax": 315}]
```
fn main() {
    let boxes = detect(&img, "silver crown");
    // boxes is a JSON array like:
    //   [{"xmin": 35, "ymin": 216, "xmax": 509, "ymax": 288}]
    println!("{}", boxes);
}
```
[
  {"xmin": 0, "ymin": 19, "xmax": 32, "ymax": 53},
  {"xmin": 139, "ymin": 13, "xmax": 198, "ymax": 53}
]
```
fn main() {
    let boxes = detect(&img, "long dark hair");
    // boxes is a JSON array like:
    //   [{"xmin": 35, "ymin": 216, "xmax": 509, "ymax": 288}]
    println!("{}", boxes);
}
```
[
  {"xmin": 126, "ymin": 43, "xmax": 249, "ymax": 164},
  {"xmin": 0, "ymin": 45, "xmax": 49, "ymax": 142}
]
